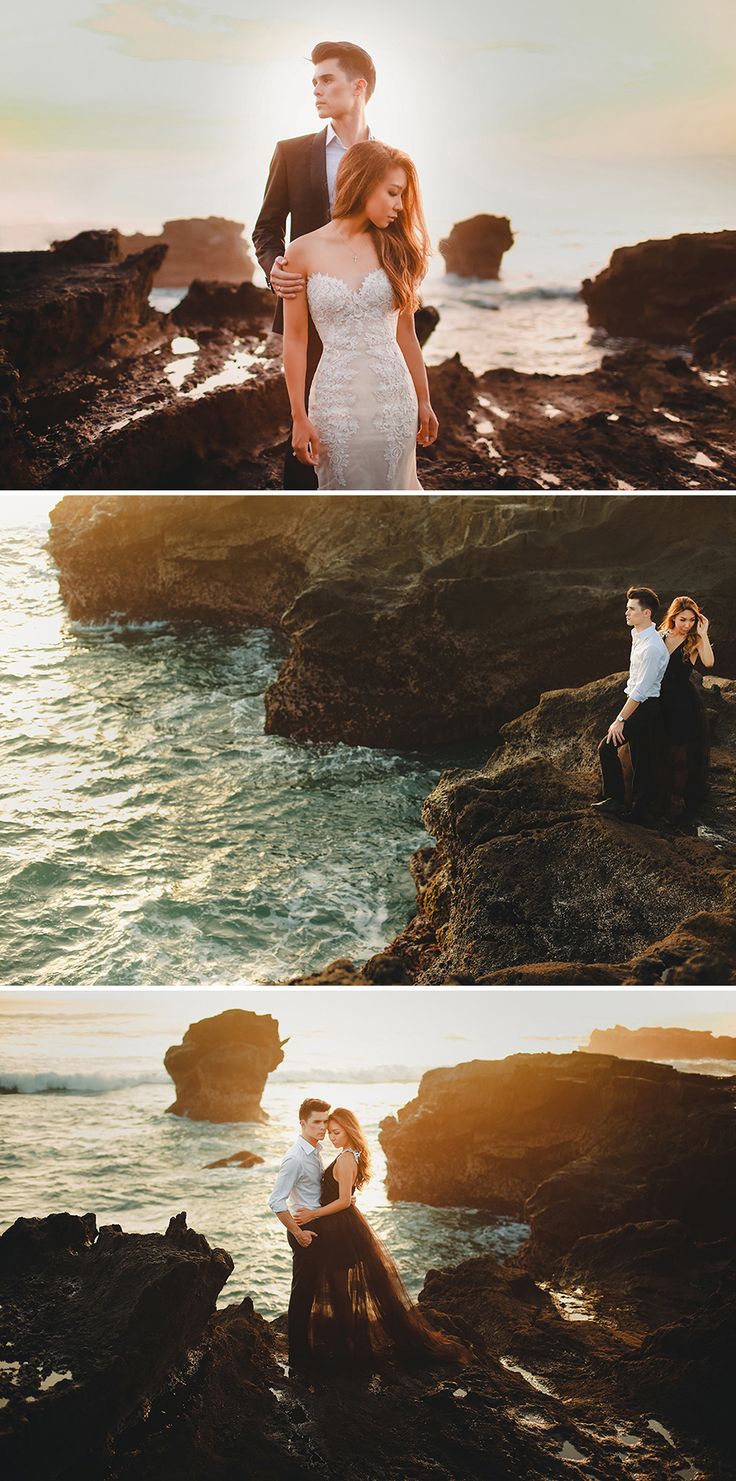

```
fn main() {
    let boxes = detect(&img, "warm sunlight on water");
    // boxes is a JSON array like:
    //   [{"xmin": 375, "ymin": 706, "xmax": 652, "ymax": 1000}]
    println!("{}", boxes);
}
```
[{"xmin": 0, "ymin": 505, "xmax": 487, "ymax": 986}]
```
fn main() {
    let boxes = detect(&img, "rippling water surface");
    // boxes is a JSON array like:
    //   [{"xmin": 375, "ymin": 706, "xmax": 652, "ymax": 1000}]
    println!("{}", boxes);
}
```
[{"xmin": 1, "ymin": 510, "xmax": 484, "ymax": 986}]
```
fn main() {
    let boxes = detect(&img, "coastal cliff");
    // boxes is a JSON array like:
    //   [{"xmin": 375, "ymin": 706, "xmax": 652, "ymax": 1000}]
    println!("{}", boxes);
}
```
[{"xmin": 46, "ymin": 493, "xmax": 736, "ymax": 986}]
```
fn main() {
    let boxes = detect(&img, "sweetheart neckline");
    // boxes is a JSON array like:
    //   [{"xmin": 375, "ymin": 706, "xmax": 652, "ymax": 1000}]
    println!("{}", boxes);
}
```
[{"xmin": 308, "ymin": 268, "xmax": 386, "ymax": 295}]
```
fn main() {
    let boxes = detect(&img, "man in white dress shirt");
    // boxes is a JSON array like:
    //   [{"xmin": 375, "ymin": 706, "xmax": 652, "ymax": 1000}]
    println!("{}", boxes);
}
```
[
  {"xmin": 268, "ymin": 1096, "xmax": 330, "ymax": 1366},
  {"xmin": 253, "ymin": 41, "xmax": 376, "ymax": 490},
  {"xmin": 593, "ymin": 586, "xmax": 669, "ymax": 823}
]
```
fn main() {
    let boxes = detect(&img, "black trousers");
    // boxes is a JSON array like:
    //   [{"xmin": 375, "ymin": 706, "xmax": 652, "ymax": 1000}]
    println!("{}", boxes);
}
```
[
  {"xmin": 598, "ymin": 697, "xmax": 660, "ymax": 811},
  {"xmin": 286, "ymin": 1224, "xmax": 319, "ymax": 1363},
  {"xmin": 282, "ymin": 324, "xmax": 323, "ymax": 491}
]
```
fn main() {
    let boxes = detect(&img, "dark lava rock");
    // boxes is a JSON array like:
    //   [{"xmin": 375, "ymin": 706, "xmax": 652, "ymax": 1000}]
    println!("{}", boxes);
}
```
[
  {"xmin": 164, "ymin": 1009, "xmax": 286, "ymax": 1123},
  {"xmin": 366, "ymin": 669, "xmax": 736, "ymax": 985},
  {"xmin": 438, "ymin": 214, "xmax": 514, "ymax": 278},
  {"xmin": 582, "ymin": 230, "xmax": 736, "ymax": 344},
  {"xmin": 171, "ymin": 277, "xmax": 274, "ymax": 329},
  {"xmin": 414, "ymin": 303, "xmax": 440, "ymax": 346},
  {"xmin": 379, "ymin": 1052, "xmax": 736, "ymax": 1249},
  {"xmin": 204, "ymin": 1148, "xmax": 265, "ymax": 1169},
  {"xmin": 0, "ymin": 231, "xmax": 165, "ymax": 381},
  {"xmin": 119, "ymin": 217, "xmax": 257, "ymax": 286},
  {"xmin": 690, "ymin": 296, "xmax": 736, "ymax": 368},
  {"xmin": 0, "ymin": 1211, "xmax": 233, "ymax": 1481}
]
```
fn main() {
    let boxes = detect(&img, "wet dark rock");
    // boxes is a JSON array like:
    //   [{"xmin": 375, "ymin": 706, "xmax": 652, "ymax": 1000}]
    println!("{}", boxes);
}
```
[
  {"xmin": 583, "ymin": 1024, "xmax": 736, "ymax": 1060},
  {"xmin": 438, "ymin": 214, "xmax": 514, "ymax": 278},
  {"xmin": 582, "ymin": 230, "xmax": 736, "ymax": 343},
  {"xmin": 204, "ymin": 1149, "xmax": 265, "ymax": 1170},
  {"xmin": 690, "ymin": 297, "xmax": 736, "ymax": 368},
  {"xmin": 164, "ymin": 1009, "xmax": 286, "ymax": 1123},
  {"xmin": 0, "ymin": 232, "xmax": 165, "ymax": 381},
  {"xmin": 119, "ymin": 217, "xmax": 257, "ymax": 287},
  {"xmin": 0, "ymin": 1211, "xmax": 232, "ymax": 1481},
  {"xmin": 414, "ymin": 303, "xmax": 440, "ymax": 346},
  {"xmin": 171, "ymin": 277, "xmax": 274, "ymax": 329}
]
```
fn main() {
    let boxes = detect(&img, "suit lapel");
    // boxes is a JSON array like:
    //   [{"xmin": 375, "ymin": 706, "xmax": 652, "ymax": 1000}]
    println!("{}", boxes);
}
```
[{"xmin": 310, "ymin": 127, "xmax": 330, "ymax": 223}]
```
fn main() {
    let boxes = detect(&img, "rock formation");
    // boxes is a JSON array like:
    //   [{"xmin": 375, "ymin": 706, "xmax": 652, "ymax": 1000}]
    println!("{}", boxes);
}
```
[
  {"xmin": 170, "ymin": 278, "xmax": 274, "ymax": 329},
  {"xmin": 0, "ymin": 229, "xmax": 165, "ymax": 382},
  {"xmin": 379, "ymin": 1052, "xmax": 736, "ymax": 1249},
  {"xmin": 583, "ymin": 1025, "xmax": 736, "ymax": 1060},
  {"xmin": 46, "ymin": 494, "xmax": 736, "ymax": 745},
  {"xmin": 0, "ymin": 1211, "xmax": 232, "ymax": 1481},
  {"xmin": 119, "ymin": 217, "xmax": 257, "ymax": 286},
  {"xmin": 164, "ymin": 1009, "xmax": 285, "ymax": 1122},
  {"xmin": 439, "ymin": 214, "xmax": 514, "ymax": 278},
  {"xmin": 581, "ymin": 230, "xmax": 736, "ymax": 343},
  {"xmin": 690, "ymin": 297, "xmax": 736, "ymax": 369},
  {"xmin": 365, "ymin": 671, "xmax": 736, "ymax": 984},
  {"xmin": 204, "ymin": 1148, "xmax": 265, "ymax": 1169}
]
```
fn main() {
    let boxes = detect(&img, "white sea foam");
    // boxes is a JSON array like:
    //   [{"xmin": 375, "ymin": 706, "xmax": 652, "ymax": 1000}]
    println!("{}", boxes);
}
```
[{"xmin": 0, "ymin": 1070, "xmax": 169, "ymax": 1094}]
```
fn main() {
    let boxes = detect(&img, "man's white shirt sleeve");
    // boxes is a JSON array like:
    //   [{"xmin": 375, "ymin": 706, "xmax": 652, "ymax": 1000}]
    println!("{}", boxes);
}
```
[
  {"xmin": 268, "ymin": 1152, "xmax": 299, "ymax": 1214},
  {"xmin": 627, "ymin": 634, "xmax": 669, "ymax": 703}
]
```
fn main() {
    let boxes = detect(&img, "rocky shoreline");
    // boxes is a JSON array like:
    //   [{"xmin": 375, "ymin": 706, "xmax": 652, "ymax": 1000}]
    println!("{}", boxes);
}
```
[
  {"xmin": 45, "ymin": 492, "xmax": 736, "ymax": 986},
  {"xmin": 2, "ymin": 1051, "xmax": 732, "ymax": 1480},
  {"xmin": 3, "ymin": 227, "xmax": 736, "ymax": 489}
]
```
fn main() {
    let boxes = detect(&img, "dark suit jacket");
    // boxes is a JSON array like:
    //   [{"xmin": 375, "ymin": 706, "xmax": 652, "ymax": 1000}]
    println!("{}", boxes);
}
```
[{"xmin": 253, "ymin": 129, "xmax": 331, "ymax": 335}]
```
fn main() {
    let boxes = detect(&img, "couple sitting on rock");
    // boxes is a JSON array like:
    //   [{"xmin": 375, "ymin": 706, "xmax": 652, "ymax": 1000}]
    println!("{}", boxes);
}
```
[
  {"xmin": 594, "ymin": 586, "xmax": 714, "ymax": 826},
  {"xmin": 253, "ymin": 40, "xmax": 437, "ymax": 491},
  {"xmin": 268, "ymin": 1098, "xmax": 470, "ymax": 1370}
]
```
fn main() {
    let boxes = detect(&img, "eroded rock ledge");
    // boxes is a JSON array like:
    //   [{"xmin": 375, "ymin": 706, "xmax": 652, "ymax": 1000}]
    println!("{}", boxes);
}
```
[{"xmin": 340, "ymin": 671, "xmax": 736, "ymax": 986}]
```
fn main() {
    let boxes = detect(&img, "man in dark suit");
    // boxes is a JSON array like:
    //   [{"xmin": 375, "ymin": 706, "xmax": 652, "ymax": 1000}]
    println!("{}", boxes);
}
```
[{"xmin": 253, "ymin": 41, "xmax": 376, "ymax": 489}]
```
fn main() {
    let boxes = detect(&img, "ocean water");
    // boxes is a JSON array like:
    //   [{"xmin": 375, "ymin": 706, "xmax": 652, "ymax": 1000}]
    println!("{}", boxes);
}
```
[{"xmin": 0, "ymin": 508, "xmax": 485, "ymax": 987}]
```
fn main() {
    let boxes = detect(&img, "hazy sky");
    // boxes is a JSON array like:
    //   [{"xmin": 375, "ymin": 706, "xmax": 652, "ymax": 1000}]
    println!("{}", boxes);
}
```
[
  {"xmin": 3, "ymin": 989, "xmax": 735, "ymax": 1080},
  {"xmin": 2, "ymin": 0, "xmax": 735, "ymax": 251}
]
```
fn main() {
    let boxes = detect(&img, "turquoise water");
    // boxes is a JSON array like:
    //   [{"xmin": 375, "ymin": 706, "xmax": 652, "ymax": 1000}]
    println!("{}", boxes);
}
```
[{"xmin": 0, "ymin": 510, "xmax": 483, "ymax": 986}]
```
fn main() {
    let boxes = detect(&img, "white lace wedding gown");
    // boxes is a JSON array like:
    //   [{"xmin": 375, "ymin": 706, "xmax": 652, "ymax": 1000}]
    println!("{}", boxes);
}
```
[{"xmin": 306, "ymin": 268, "xmax": 422, "ymax": 490}]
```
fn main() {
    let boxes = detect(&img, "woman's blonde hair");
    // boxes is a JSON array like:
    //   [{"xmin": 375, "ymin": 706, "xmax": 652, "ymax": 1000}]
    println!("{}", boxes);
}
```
[
  {"xmin": 328, "ymin": 1107, "xmax": 372, "ymax": 1188},
  {"xmin": 333, "ymin": 141, "xmax": 430, "ymax": 313},
  {"xmin": 659, "ymin": 595, "xmax": 705, "ymax": 661}
]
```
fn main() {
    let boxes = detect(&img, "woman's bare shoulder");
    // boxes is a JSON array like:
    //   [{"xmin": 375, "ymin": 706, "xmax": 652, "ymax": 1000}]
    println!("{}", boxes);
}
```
[{"xmin": 285, "ymin": 229, "xmax": 328, "ymax": 267}]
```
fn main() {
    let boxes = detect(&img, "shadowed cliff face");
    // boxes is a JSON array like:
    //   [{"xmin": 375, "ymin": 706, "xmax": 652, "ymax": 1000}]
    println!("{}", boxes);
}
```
[{"xmin": 47, "ymin": 493, "xmax": 736, "ymax": 747}]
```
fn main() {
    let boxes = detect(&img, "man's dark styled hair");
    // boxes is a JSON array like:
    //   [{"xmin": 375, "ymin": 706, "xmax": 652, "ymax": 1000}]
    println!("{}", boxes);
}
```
[
  {"xmin": 299, "ymin": 1097, "xmax": 330, "ymax": 1122},
  {"xmin": 627, "ymin": 585, "xmax": 660, "ymax": 618},
  {"xmin": 311, "ymin": 41, "xmax": 376, "ymax": 101}
]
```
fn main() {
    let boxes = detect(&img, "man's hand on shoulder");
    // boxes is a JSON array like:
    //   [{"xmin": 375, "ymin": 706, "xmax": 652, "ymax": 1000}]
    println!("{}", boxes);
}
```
[{"xmin": 271, "ymin": 253, "xmax": 306, "ymax": 299}]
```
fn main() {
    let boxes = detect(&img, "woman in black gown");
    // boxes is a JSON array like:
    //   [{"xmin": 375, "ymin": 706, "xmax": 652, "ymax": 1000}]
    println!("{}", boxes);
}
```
[
  {"xmin": 294, "ymin": 1107, "xmax": 470, "ymax": 1367},
  {"xmin": 658, "ymin": 596, "xmax": 715, "ymax": 818}
]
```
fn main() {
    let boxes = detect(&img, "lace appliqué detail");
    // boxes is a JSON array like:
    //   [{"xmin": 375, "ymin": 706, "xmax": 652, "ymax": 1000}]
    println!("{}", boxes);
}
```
[{"xmin": 306, "ymin": 270, "xmax": 419, "ymax": 490}]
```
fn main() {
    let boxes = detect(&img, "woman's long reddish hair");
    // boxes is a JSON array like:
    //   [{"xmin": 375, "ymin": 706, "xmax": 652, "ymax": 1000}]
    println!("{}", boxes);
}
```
[
  {"xmin": 328, "ymin": 1107, "xmax": 372, "ymax": 1188},
  {"xmin": 332, "ymin": 140, "xmax": 430, "ymax": 313},
  {"xmin": 659, "ymin": 595, "xmax": 705, "ymax": 661}
]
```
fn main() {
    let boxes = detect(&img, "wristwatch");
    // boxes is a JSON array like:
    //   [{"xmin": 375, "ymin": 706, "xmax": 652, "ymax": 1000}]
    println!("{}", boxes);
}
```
[{"xmin": 615, "ymin": 714, "xmax": 625, "ymax": 724}]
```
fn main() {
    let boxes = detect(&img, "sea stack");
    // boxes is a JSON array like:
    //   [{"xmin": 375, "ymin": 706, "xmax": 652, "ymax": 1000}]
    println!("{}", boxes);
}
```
[
  {"xmin": 438, "ymin": 213, "xmax": 514, "ymax": 278},
  {"xmin": 164, "ymin": 1009, "xmax": 286, "ymax": 1122}
]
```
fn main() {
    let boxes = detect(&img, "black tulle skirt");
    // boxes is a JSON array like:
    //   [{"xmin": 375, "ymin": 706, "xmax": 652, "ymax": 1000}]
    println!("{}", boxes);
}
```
[{"xmin": 307, "ymin": 1166, "xmax": 470, "ymax": 1367}]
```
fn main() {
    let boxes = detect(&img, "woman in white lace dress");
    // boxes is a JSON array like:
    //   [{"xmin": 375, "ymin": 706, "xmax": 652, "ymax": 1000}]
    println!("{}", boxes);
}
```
[{"xmin": 282, "ymin": 141, "xmax": 438, "ymax": 490}]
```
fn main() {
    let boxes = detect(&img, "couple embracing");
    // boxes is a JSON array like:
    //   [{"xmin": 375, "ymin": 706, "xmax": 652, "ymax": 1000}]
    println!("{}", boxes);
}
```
[
  {"xmin": 253, "ymin": 41, "xmax": 437, "ymax": 491},
  {"xmin": 594, "ymin": 587, "xmax": 715, "ymax": 825},
  {"xmin": 268, "ymin": 1098, "xmax": 469, "ymax": 1370}
]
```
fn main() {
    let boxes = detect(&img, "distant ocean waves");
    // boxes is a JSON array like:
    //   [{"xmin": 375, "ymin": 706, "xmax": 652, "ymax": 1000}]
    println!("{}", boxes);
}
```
[{"xmin": 0, "ymin": 1066, "xmax": 427, "ymax": 1094}]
